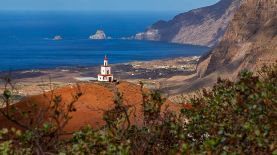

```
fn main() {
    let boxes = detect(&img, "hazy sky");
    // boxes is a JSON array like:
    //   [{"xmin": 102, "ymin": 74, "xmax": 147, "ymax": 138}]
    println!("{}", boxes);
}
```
[{"xmin": 1, "ymin": 0, "xmax": 220, "ymax": 12}]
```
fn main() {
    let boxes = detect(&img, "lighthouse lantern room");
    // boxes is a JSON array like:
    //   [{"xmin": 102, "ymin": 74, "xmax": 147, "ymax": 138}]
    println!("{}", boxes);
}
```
[{"xmin": 98, "ymin": 55, "xmax": 114, "ymax": 82}]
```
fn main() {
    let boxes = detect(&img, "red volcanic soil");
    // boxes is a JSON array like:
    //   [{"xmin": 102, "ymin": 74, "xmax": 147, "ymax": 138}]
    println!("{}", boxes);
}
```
[{"xmin": 0, "ymin": 82, "xmax": 181, "ymax": 133}]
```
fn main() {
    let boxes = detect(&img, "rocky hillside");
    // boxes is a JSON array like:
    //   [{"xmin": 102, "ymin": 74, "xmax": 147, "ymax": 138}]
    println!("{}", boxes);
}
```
[
  {"xmin": 197, "ymin": 0, "xmax": 277, "ymax": 78},
  {"xmin": 135, "ymin": 0, "xmax": 241, "ymax": 47}
]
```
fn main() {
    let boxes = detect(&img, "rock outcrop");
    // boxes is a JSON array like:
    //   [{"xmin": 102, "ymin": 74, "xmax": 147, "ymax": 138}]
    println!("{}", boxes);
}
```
[
  {"xmin": 53, "ymin": 35, "xmax": 63, "ymax": 41},
  {"xmin": 197, "ymin": 0, "xmax": 277, "ymax": 78},
  {"xmin": 135, "ymin": 0, "xmax": 241, "ymax": 47},
  {"xmin": 89, "ymin": 30, "xmax": 107, "ymax": 40},
  {"xmin": 135, "ymin": 29, "xmax": 160, "ymax": 41}
]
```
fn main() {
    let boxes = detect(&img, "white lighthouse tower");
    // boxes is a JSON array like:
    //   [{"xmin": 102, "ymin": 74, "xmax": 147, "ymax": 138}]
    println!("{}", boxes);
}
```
[{"xmin": 98, "ymin": 55, "xmax": 114, "ymax": 82}]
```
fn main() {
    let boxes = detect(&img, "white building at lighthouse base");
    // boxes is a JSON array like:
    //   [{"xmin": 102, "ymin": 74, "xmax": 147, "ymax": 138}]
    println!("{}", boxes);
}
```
[{"xmin": 98, "ymin": 74, "xmax": 113, "ymax": 82}]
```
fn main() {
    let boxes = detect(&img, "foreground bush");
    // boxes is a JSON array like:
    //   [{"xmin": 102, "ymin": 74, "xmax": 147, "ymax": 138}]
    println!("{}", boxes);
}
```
[
  {"xmin": 0, "ymin": 63, "xmax": 276, "ymax": 154},
  {"xmin": 180, "ymin": 65, "xmax": 277, "ymax": 154}
]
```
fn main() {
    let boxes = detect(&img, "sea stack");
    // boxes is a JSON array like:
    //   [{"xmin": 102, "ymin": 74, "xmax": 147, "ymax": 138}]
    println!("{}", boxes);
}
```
[
  {"xmin": 53, "ymin": 35, "xmax": 63, "ymax": 40},
  {"xmin": 89, "ymin": 30, "xmax": 107, "ymax": 40}
]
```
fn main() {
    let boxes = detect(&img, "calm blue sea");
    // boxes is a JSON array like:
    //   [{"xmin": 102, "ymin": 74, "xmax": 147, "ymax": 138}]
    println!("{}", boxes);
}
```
[{"xmin": 0, "ymin": 12, "xmax": 209, "ymax": 71}]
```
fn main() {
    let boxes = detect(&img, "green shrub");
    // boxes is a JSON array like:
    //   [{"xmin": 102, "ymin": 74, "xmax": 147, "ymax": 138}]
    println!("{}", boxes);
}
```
[
  {"xmin": 1, "ymin": 63, "xmax": 276, "ymax": 154},
  {"xmin": 180, "ymin": 64, "xmax": 277, "ymax": 154}
]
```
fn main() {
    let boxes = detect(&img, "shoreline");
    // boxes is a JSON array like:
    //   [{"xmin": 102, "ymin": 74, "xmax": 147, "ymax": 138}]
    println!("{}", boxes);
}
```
[
  {"xmin": 0, "ymin": 56, "xmax": 200, "ymax": 96},
  {"xmin": 0, "ymin": 55, "xmax": 202, "ymax": 73}
]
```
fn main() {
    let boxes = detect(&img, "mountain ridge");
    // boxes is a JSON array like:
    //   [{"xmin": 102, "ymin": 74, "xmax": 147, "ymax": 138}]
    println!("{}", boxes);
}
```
[
  {"xmin": 161, "ymin": 0, "xmax": 277, "ymax": 95},
  {"xmin": 135, "ymin": 0, "xmax": 241, "ymax": 47}
]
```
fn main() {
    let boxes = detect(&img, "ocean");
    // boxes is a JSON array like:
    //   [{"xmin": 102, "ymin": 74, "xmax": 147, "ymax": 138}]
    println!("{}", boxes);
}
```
[{"xmin": 0, "ymin": 11, "xmax": 209, "ymax": 71}]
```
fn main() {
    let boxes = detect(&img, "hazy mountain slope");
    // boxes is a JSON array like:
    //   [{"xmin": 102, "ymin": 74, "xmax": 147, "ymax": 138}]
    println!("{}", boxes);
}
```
[
  {"xmin": 197, "ymin": 0, "xmax": 277, "ymax": 78},
  {"xmin": 135, "ymin": 0, "xmax": 241, "ymax": 47},
  {"xmin": 161, "ymin": 0, "xmax": 277, "ymax": 95}
]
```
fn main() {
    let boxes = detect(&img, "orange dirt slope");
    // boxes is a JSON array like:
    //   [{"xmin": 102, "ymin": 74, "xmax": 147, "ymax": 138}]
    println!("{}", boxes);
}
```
[{"xmin": 0, "ymin": 82, "xmax": 181, "ymax": 133}]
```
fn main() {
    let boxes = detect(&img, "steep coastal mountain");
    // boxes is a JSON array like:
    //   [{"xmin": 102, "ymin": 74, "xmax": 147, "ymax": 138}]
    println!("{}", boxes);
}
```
[
  {"xmin": 197, "ymin": 0, "xmax": 277, "ymax": 78},
  {"xmin": 163, "ymin": 0, "xmax": 276, "ymax": 94},
  {"xmin": 135, "ymin": 0, "xmax": 241, "ymax": 47}
]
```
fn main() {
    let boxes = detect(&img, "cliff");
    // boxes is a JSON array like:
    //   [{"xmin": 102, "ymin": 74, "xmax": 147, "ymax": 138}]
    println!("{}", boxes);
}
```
[
  {"xmin": 135, "ymin": 0, "xmax": 241, "ymax": 47},
  {"xmin": 161, "ymin": 0, "xmax": 276, "ymax": 94},
  {"xmin": 197, "ymin": 0, "xmax": 277, "ymax": 78}
]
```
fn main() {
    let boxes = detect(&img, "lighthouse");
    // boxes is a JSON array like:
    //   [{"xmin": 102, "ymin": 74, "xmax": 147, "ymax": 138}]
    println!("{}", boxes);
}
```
[{"xmin": 98, "ymin": 55, "xmax": 114, "ymax": 82}]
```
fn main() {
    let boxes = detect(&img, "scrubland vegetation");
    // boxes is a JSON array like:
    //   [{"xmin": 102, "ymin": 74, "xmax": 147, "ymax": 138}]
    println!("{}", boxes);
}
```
[{"xmin": 0, "ymin": 63, "xmax": 276, "ymax": 155}]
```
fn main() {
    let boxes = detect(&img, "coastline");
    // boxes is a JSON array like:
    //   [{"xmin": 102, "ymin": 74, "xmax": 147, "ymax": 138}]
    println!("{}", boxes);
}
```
[{"xmin": 0, "ymin": 56, "xmax": 200, "ymax": 97}]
